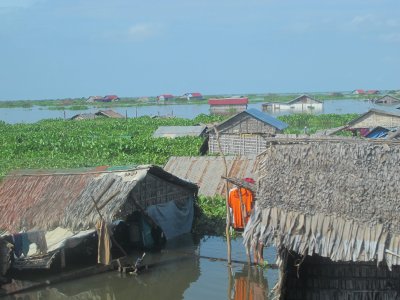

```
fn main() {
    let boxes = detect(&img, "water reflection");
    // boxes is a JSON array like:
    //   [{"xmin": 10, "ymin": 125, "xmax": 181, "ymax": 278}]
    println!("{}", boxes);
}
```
[
  {"xmin": 2, "ymin": 235, "xmax": 277, "ymax": 300},
  {"xmin": 229, "ymin": 266, "xmax": 269, "ymax": 300}
]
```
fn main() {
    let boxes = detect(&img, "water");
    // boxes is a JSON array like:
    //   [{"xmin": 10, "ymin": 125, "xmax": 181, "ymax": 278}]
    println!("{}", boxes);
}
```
[
  {"xmin": 2, "ymin": 235, "xmax": 278, "ymax": 299},
  {"xmin": 1, "ymin": 99, "xmax": 399, "ymax": 124}
]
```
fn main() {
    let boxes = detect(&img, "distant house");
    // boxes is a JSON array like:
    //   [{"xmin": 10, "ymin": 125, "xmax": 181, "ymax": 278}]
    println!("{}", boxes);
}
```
[
  {"xmin": 366, "ymin": 90, "xmax": 380, "ymax": 95},
  {"xmin": 208, "ymin": 97, "xmax": 248, "ymax": 115},
  {"xmin": 352, "ymin": 89, "xmax": 366, "ymax": 95},
  {"xmin": 95, "ymin": 110, "xmax": 124, "ymax": 119},
  {"xmin": 374, "ymin": 95, "xmax": 400, "ymax": 105},
  {"xmin": 262, "ymin": 94, "xmax": 323, "ymax": 113},
  {"xmin": 157, "ymin": 94, "xmax": 175, "ymax": 101},
  {"xmin": 183, "ymin": 93, "xmax": 203, "ymax": 100},
  {"xmin": 153, "ymin": 126, "xmax": 207, "ymax": 138},
  {"xmin": 347, "ymin": 109, "xmax": 400, "ymax": 131},
  {"xmin": 70, "ymin": 110, "xmax": 124, "ymax": 120},
  {"xmin": 208, "ymin": 108, "xmax": 288, "ymax": 155},
  {"xmin": 70, "ymin": 113, "xmax": 96, "ymax": 121},
  {"xmin": 102, "ymin": 95, "xmax": 119, "ymax": 102},
  {"xmin": 86, "ymin": 96, "xmax": 103, "ymax": 103},
  {"xmin": 87, "ymin": 95, "xmax": 119, "ymax": 102}
]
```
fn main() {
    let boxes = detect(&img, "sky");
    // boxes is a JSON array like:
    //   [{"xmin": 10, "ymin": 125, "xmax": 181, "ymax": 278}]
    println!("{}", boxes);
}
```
[{"xmin": 0, "ymin": 0, "xmax": 399, "ymax": 100}]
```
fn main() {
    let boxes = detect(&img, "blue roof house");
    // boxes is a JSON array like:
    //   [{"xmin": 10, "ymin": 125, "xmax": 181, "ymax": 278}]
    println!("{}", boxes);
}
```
[{"xmin": 208, "ymin": 108, "xmax": 288, "ymax": 155}]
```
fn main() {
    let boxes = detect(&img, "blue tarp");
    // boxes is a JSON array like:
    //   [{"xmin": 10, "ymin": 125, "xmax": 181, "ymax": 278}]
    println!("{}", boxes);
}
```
[{"xmin": 145, "ymin": 197, "xmax": 194, "ymax": 240}]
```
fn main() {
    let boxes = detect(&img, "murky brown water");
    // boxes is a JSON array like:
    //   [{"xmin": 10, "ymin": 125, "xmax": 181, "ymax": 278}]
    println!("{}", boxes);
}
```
[{"xmin": 1, "ymin": 235, "xmax": 278, "ymax": 299}]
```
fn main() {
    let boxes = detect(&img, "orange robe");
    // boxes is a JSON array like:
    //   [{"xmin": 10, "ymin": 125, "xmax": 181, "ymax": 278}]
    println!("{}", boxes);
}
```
[{"xmin": 228, "ymin": 188, "xmax": 254, "ymax": 229}]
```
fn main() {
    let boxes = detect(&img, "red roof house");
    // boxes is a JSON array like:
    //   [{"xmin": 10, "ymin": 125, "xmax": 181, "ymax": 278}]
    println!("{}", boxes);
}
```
[
  {"xmin": 353, "ymin": 89, "xmax": 366, "ymax": 95},
  {"xmin": 208, "ymin": 97, "xmax": 249, "ymax": 115},
  {"xmin": 157, "ymin": 94, "xmax": 175, "ymax": 101}
]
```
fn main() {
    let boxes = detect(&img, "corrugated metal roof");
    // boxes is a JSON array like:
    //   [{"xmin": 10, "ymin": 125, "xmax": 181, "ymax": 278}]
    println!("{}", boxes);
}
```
[
  {"xmin": 0, "ymin": 165, "xmax": 197, "ymax": 232},
  {"xmin": 243, "ymin": 108, "xmax": 288, "ymax": 130},
  {"xmin": 153, "ymin": 126, "xmax": 206, "ymax": 138},
  {"xmin": 164, "ymin": 156, "xmax": 260, "ymax": 197}
]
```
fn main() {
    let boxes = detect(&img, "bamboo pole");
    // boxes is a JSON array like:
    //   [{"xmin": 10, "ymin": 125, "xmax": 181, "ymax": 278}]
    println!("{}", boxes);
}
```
[{"xmin": 214, "ymin": 127, "xmax": 231, "ymax": 265}]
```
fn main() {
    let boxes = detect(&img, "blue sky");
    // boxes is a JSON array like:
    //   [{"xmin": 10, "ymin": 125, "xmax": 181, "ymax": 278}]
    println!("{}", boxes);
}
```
[{"xmin": 0, "ymin": 0, "xmax": 399, "ymax": 100}]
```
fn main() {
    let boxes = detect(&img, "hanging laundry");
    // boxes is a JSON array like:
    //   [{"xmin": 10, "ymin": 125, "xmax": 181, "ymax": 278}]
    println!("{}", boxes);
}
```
[
  {"xmin": 96, "ymin": 219, "xmax": 112, "ymax": 265},
  {"xmin": 228, "ymin": 187, "xmax": 254, "ymax": 230}
]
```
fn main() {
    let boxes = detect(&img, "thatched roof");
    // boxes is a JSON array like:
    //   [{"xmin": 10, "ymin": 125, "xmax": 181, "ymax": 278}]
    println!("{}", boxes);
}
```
[
  {"xmin": 244, "ymin": 138, "xmax": 400, "ymax": 268},
  {"xmin": 0, "ymin": 165, "xmax": 197, "ymax": 233}
]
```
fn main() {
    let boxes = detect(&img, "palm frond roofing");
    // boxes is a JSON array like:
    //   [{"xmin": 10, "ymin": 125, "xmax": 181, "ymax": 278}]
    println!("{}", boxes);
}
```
[{"xmin": 244, "ymin": 138, "xmax": 400, "ymax": 268}]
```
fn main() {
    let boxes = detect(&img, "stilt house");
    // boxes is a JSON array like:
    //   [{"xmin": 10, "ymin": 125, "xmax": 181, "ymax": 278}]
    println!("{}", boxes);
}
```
[
  {"xmin": 262, "ymin": 94, "xmax": 323, "ymax": 113},
  {"xmin": 0, "ymin": 165, "xmax": 198, "ymax": 272},
  {"xmin": 374, "ymin": 95, "xmax": 400, "ymax": 105},
  {"xmin": 244, "ymin": 137, "xmax": 400, "ymax": 299},
  {"xmin": 208, "ymin": 108, "xmax": 288, "ymax": 155},
  {"xmin": 208, "ymin": 97, "xmax": 249, "ymax": 115}
]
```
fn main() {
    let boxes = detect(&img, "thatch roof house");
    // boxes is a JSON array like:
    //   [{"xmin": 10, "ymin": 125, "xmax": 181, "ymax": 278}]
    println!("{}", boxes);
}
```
[
  {"xmin": 208, "ymin": 108, "xmax": 288, "ymax": 155},
  {"xmin": 0, "ymin": 165, "xmax": 198, "ymax": 271},
  {"xmin": 244, "ymin": 138, "xmax": 400, "ymax": 299},
  {"xmin": 164, "ymin": 156, "xmax": 259, "ymax": 196},
  {"xmin": 374, "ymin": 95, "xmax": 400, "ymax": 105},
  {"xmin": 347, "ymin": 108, "xmax": 400, "ymax": 129}
]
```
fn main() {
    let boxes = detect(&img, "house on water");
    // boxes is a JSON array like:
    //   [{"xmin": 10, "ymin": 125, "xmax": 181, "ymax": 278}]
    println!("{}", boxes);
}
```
[
  {"xmin": 208, "ymin": 97, "xmax": 248, "ymax": 115},
  {"xmin": 374, "ymin": 94, "xmax": 400, "ymax": 105},
  {"xmin": 70, "ymin": 110, "xmax": 124, "ymax": 120},
  {"xmin": 244, "ymin": 137, "xmax": 400, "ymax": 299},
  {"xmin": 262, "ymin": 94, "xmax": 323, "ymax": 113},
  {"xmin": 182, "ymin": 92, "xmax": 203, "ymax": 101},
  {"xmin": 0, "ymin": 165, "xmax": 198, "ymax": 273},
  {"xmin": 208, "ymin": 108, "xmax": 288, "ymax": 155}
]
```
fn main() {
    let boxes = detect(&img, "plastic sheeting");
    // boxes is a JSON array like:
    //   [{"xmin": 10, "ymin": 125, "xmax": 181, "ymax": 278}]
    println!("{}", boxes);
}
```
[{"xmin": 145, "ymin": 197, "xmax": 194, "ymax": 240}]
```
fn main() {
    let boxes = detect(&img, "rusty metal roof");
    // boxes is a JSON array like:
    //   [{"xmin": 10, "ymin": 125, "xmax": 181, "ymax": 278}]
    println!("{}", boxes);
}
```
[{"xmin": 163, "ymin": 156, "xmax": 260, "ymax": 197}]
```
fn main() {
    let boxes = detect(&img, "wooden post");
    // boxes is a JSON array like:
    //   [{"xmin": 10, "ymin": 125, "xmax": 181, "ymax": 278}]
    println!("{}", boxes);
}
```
[{"xmin": 214, "ymin": 127, "xmax": 231, "ymax": 265}]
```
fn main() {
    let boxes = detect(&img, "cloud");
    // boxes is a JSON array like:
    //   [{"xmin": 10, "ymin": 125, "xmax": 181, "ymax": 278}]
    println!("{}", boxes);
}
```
[
  {"xmin": 100, "ymin": 23, "xmax": 163, "ymax": 42},
  {"xmin": 127, "ymin": 23, "xmax": 162, "ymax": 41},
  {"xmin": 380, "ymin": 33, "xmax": 400, "ymax": 43},
  {"xmin": 351, "ymin": 14, "xmax": 376, "ymax": 26}
]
